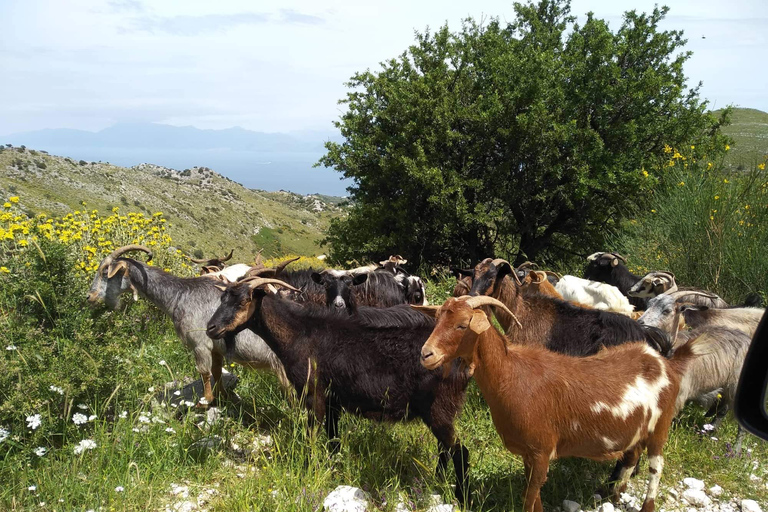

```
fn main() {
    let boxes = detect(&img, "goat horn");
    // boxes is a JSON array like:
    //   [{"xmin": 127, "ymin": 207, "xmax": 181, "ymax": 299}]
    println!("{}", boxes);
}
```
[
  {"xmin": 273, "ymin": 256, "xmax": 300, "ymax": 275},
  {"xmin": 611, "ymin": 253, "xmax": 627, "ymax": 264},
  {"xmin": 586, "ymin": 252, "xmax": 603, "ymax": 261},
  {"xmin": 670, "ymin": 290, "xmax": 719, "ymax": 302},
  {"xmin": 241, "ymin": 277, "xmax": 300, "ymax": 292},
  {"xmin": 492, "ymin": 258, "xmax": 521, "ymax": 286},
  {"xmin": 105, "ymin": 244, "xmax": 153, "ymax": 265},
  {"xmin": 516, "ymin": 261, "xmax": 539, "ymax": 270},
  {"xmin": 545, "ymin": 270, "xmax": 562, "ymax": 279},
  {"xmin": 459, "ymin": 295, "xmax": 522, "ymax": 329},
  {"xmin": 220, "ymin": 249, "xmax": 234, "ymax": 263}
]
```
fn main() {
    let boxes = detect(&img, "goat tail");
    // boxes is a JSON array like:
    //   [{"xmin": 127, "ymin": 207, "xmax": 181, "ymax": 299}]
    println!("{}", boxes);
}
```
[{"xmin": 666, "ymin": 329, "xmax": 722, "ymax": 378}]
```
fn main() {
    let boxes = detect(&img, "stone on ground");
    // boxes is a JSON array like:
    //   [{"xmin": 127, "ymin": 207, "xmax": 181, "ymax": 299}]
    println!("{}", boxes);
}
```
[{"xmin": 323, "ymin": 485, "xmax": 370, "ymax": 512}]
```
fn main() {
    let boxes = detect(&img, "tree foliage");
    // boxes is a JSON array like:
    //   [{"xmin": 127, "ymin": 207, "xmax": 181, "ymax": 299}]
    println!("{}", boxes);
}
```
[{"xmin": 319, "ymin": 0, "xmax": 730, "ymax": 267}]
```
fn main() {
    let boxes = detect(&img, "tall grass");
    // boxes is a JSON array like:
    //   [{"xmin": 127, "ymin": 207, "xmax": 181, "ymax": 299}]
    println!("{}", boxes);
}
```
[{"xmin": 614, "ymin": 149, "xmax": 767, "ymax": 303}]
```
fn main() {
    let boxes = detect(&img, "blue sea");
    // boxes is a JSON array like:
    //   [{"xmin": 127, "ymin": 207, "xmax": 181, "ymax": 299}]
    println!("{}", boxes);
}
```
[{"xmin": 37, "ymin": 146, "xmax": 352, "ymax": 196}]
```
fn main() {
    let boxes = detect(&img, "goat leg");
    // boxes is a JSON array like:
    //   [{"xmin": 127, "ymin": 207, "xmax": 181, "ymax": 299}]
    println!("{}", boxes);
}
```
[{"xmin": 523, "ymin": 454, "xmax": 548, "ymax": 512}]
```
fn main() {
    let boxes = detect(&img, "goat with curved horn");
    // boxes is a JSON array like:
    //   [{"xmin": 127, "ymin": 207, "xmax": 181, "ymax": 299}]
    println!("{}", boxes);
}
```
[{"xmin": 460, "ymin": 295, "xmax": 521, "ymax": 329}]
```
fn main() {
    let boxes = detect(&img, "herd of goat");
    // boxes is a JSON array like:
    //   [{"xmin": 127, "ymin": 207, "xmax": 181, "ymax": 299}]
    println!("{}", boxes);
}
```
[{"xmin": 86, "ymin": 246, "xmax": 765, "ymax": 512}]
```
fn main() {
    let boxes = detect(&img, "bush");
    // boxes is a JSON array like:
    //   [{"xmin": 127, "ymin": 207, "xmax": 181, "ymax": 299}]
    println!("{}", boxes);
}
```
[{"xmin": 614, "ymin": 147, "xmax": 767, "ymax": 303}]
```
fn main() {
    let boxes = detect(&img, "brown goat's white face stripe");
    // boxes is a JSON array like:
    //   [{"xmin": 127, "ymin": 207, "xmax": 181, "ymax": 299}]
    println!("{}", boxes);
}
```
[{"xmin": 589, "ymin": 346, "xmax": 670, "ymax": 437}]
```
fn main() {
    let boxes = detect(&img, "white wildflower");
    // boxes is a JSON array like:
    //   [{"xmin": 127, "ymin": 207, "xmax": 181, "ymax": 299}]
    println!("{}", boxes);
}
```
[
  {"xmin": 710, "ymin": 436, "xmax": 719, "ymax": 441},
  {"xmin": 49, "ymin": 385, "xmax": 64, "ymax": 395},
  {"xmin": 138, "ymin": 414, "xmax": 151, "ymax": 424},
  {"xmin": 148, "ymin": 386, "xmax": 155, "ymax": 393},
  {"xmin": 26, "ymin": 414, "xmax": 42, "ymax": 430},
  {"xmin": 6, "ymin": 344, "xmax": 17, "ymax": 350},
  {"xmin": 183, "ymin": 401, "xmax": 195, "ymax": 407},
  {"xmin": 198, "ymin": 397, "xmax": 209, "ymax": 405},
  {"xmin": 119, "ymin": 411, "xmax": 128, "ymax": 419},
  {"xmin": 115, "ymin": 486, "xmax": 124, "ymax": 492},
  {"xmin": 73, "ymin": 439, "xmax": 97, "ymax": 454},
  {"xmin": 77, "ymin": 404, "xmax": 88, "ymax": 410},
  {"xmin": 28, "ymin": 485, "xmax": 37, "ymax": 491},
  {"xmin": 0, "ymin": 427, "xmax": 9, "ymax": 443},
  {"xmin": 34, "ymin": 447, "xmax": 47, "ymax": 457},
  {"xmin": 173, "ymin": 390, "xmax": 181, "ymax": 396},
  {"xmin": 72, "ymin": 413, "xmax": 88, "ymax": 425},
  {"xmin": 702, "ymin": 423, "xmax": 715, "ymax": 432},
  {"xmin": 165, "ymin": 427, "xmax": 176, "ymax": 434},
  {"xmin": 39, "ymin": 502, "xmax": 45, "ymax": 507},
  {"xmin": 88, "ymin": 415, "xmax": 97, "ymax": 422},
  {"xmin": 159, "ymin": 360, "xmax": 166, "ymax": 366},
  {"xmin": 151, "ymin": 415, "xmax": 165, "ymax": 424}
]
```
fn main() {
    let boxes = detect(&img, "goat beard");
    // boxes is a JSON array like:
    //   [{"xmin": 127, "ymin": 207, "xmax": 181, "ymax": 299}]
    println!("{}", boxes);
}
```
[{"xmin": 455, "ymin": 358, "xmax": 475, "ymax": 378}]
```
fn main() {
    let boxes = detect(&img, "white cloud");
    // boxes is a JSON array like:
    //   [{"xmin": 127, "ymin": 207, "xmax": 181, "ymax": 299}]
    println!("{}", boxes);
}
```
[{"xmin": 0, "ymin": 0, "xmax": 766, "ymax": 135}]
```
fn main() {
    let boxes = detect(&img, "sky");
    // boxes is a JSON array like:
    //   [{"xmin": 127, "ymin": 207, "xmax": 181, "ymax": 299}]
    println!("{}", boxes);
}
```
[{"xmin": 1, "ymin": 0, "xmax": 766, "ymax": 136}]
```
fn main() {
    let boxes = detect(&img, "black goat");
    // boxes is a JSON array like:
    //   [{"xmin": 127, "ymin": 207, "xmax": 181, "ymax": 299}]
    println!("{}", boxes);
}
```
[
  {"xmin": 469, "ymin": 258, "xmax": 672, "ymax": 357},
  {"xmin": 207, "ymin": 278, "xmax": 471, "ymax": 504},
  {"xmin": 584, "ymin": 252, "xmax": 648, "ymax": 310},
  {"xmin": 306, "ymin": 268, "xmax": 418, "ymax": 314}
]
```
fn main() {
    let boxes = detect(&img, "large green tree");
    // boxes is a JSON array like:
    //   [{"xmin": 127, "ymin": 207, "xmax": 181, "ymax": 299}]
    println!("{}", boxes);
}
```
[{"xmin": 319, "ymin": 0, "xmax": 730, "ymax": 267}]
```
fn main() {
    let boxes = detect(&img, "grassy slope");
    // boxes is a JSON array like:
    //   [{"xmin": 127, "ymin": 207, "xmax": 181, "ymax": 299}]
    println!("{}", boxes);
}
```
[
  {"xmin": 715, "ymin": 107, "xmax": 768, "ymax": 167},
  {"xmin": 0, "ymin": 146, "xmax": 345, "ymax": 259}
]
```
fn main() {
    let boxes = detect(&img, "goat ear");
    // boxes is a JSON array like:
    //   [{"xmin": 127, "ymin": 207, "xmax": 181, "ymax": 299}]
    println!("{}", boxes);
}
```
[
  {"xmin": 411, "ymin": 305, "xmax": 439, "ymax": 318},
  {"xmin": 530, "ymin": 271, "xmax": 546, "ymax": 284},
  {"xmin": 107, "ymin": 260, "xmax": 129, "ymax": 279},
  {"xmin": 352, "ymin": 273, "xmax": 369, "ymax": 286},
  {"xmin": 469, "ymin": 310, "xmax": 491, "ymax": 334},
  {"xmin": 311, "ymin": 272, "xmax": 323, "ymax": 284}
]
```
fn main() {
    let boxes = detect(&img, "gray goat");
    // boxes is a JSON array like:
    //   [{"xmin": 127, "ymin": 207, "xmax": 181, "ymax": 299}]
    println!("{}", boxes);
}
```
[
  {"xmin": 682, "ymin": 305, "xmax": 765, "ymax": 338},
  {"xmin": 87, "ymin": 245, "xmax": 290, "ymax": 406},
  {"xmin": 672, "ymin": 326, "xmax": 752, "ymax": 453},
  {"xmin": 637, "ymin": 290, "xmax": 730, "ymax": 334}
]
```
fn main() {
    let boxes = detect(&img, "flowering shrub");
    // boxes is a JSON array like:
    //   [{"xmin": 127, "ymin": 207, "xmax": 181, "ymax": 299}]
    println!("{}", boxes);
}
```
[
  {"xmin": 0, "ymin": 199, "xmax": 195, "ymax": 464},
  {"xmin": 616, "ymin": 148, "xmax": 767, "ymax": 303}
]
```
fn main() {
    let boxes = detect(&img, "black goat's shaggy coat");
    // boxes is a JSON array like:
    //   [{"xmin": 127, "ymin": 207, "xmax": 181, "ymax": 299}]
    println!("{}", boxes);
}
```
[{"xmin": 207, "ymin": 294, "xmax": 471, "ymax": 504}]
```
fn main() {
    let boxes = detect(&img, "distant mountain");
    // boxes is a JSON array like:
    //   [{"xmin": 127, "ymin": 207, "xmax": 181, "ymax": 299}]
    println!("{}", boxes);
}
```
[
  {"xmin": 0, "ymin": 123, "xmax": 348, "ymax": 195},
  {"xmin": 0, "ymin": 146, "xmax": 346, "ymax": 259}
]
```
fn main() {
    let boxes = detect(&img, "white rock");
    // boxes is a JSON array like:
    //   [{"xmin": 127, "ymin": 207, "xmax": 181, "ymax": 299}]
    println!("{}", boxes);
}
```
[
  {"xmin": 323, "ymin": 486, "xmax": 370, "ymax": 512},
  {"xmin": 709, "ymin": 485, "xmax": 723, "ymax": 497},
  {"xmin": 684, "ymin": 478, "xmax": 706, "ymax": 491},
  {"xmin": 563, "ymin": 499, "xmax": 582, "ymax": 512},
  {"xmin": 395, "ymin": 499, "xmax": 411, "ymax": 512},
  {"xmin": 598, "ymin": 502, "xmax": 615, "ymax": 512},
  {"xmin": 741, "ymin": 500, "xmax": 762, "ymax": 512},
  {"xmin": 749, "ymin": 474, "xmax": 761, "ymax": 483},
  {"xmin": 682, "ymin": 489, "xmax": 711, "ymax": 507},
  {"xmin": 172, "ymin": 501, "xmax": 197, "ymax": 512},
  {"xmin": 169, "ymin": 484, "xmax": 190, "ymax": 499}
]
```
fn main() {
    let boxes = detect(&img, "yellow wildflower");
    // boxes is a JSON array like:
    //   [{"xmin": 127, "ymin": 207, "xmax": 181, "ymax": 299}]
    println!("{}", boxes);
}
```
[
  {"xmin": 745, "ymin": 205, "xmax": 750, "ymax": 210},
  {"xmin": 3, "ymin": 203, "xmax": 11, "ymax": 208},
  {"xmin": 0, "ymin": 267, "xmax": 9, "ymax": 273},
  {"xmin": 723, "ymin": 179, "xmax": 729, "ymax": 184},
  {"xmin": 690, "ymin": 145, "xmax": 695, "ymax": 150},
  {"xmin": 725, "ymin": 144, "xmax": 730, "ymax": 151},
  {"xmin": 18, "ymin": 239, "xmax": 28, "ymax": 247},
  {"xmin": 714, "ymin": 195, "xmax": 719, "ymax": 200},
  {"xmin": 112, "ymin": 207, "xmax": 119, "ymax": 213},
  {"xmin": 9, "ymin": 196, "xmax": 19, "ymax": 203},
  {"xmin": 707, "ymin": 162, "xmax": 713, "ymax": 170},
  {"xmin": 759, "ymin": 163, "xmax": 766, "ymax": 170},
  {"xmin": 642, "ymin": 169, "xmax": 649, "ymax": 178},
  {"xmin": 678, "ymin": 181, "xmax": 685, "ymax": 187},
  {"xmin": 663, "ymin": 144, "xmax": 672, "ymax": 154}
]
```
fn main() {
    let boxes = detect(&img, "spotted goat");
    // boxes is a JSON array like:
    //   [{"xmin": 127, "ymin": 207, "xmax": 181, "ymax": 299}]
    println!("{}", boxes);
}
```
[{"xmin": 416, "ymin": 295, "xmax": 714, "ymax": 512}]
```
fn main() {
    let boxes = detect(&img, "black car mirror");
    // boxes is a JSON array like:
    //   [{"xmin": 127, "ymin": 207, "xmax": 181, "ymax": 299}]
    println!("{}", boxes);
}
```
[{"xmin": 734, "ymin": 309, "xmax": 768, "ymax": 441}]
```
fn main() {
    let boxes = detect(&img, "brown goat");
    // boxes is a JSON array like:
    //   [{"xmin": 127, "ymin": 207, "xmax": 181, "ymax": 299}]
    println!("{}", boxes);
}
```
[
  {"xmin": 416, "ymin": 295, "xmax": 708, "ymax": 512},
  {"xmin": 520, "ymin": 270, "xmax": 563, "ymax": 300}
]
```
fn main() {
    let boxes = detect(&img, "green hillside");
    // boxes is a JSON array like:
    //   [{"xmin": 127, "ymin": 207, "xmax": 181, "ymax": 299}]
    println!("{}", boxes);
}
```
[
  {"xmin": 715, "ymin": 107, "xmax": 768, "ymax": 167},
  {"xmin": 0, "ymin": 145, "xmax": 345, "ymax": 260}
]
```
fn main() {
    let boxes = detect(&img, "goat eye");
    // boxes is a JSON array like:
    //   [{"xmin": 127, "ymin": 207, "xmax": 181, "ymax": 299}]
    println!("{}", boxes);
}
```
[{"xmin": 457, "ymin": 324, "xmax": 467, "ymax": 330}]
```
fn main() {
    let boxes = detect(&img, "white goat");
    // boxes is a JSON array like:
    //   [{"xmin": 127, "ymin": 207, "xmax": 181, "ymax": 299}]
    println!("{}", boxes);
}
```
[{"xmin": 555, "ymin": 275, "xmax": 634, "ymax": 316}]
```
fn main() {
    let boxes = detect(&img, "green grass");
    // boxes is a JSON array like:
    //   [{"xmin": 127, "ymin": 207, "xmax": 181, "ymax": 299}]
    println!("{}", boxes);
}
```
[{"xmin": 715, "ymin": 108, "xmax": 768, "ymax": 169}]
